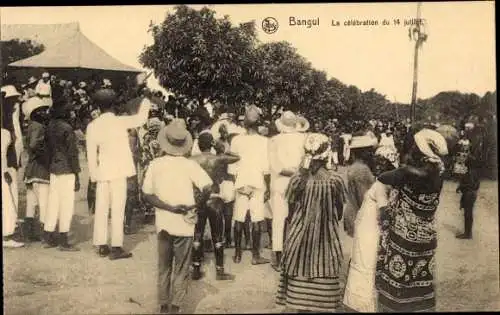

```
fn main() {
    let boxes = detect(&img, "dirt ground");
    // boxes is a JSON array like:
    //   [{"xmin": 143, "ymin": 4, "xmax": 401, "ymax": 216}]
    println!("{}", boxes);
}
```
[{"xmin": 3, "ymin": 153, "xmax": 500, "ymax": 314}]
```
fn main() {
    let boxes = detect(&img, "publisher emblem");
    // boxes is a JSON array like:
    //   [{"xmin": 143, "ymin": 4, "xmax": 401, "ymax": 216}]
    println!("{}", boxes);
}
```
[{"xmin": 262, "ymin": 17, "xmax": 279, "ymax": 34}]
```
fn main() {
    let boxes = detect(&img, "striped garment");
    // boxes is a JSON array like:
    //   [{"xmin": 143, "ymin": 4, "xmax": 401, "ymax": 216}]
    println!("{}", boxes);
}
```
[
  {"xmin": 281, "ymin": 168, "xmax": 346, "ymax": 279},
  {"xmin": 276, "ymin": 167, "xmax": 346, "ymax": 312},
  {"xmin": 276, "ymin": 275, "xmax": 343, "ymax": 312}
]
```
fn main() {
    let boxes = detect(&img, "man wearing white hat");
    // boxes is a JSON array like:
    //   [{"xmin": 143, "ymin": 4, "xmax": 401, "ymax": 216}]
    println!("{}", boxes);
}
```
[
  {"xmin": 141, "ymin": 119, "xmax": 213, "ymax": 314},
  {"xmin": 22, "ymin": 76, "xmax": 39, "ymax": 102},
  {"xmin": 23, "ymin": 97, "xmax": 51, "ymax": 242},
  {"xmin": 343, "ymin": 135, "xmax": 379, "ymax": 237},
  {"xmin": 87, "ymin": 88, "xmax": 151, "ymax": 260},
  {"xmin": 1, "ymin": 85, "xmax": 23, "ymax": 216},
  {"xmin": 35, "ymin": 72, "xmax": 53, "ymax": 107},
  {"xmin": 2, "ymin": 85, "xmax": 24, "ymax": 248},
  {"xmin": 268, "ymin": 111, "xmax": 309, "ymax": 271}
]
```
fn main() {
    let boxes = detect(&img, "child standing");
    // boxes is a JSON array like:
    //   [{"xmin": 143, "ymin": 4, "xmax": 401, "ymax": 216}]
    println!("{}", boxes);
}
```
[{"xmin": 456, "ymin": 163, "xmax": 480, "ymax": 239}]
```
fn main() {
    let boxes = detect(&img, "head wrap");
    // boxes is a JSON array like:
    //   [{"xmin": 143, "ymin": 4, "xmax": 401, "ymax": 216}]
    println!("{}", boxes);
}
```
[
  {"xmin": 302, "ymin": 133, "xmax": 334, "ymax": 170},
  {"xmin": 414, "ymin": 128, "xmax": 448, "ymax": 174},
  {"xmin": 375, "ymin": 145, "xmax": 399, "ymax": 168}
]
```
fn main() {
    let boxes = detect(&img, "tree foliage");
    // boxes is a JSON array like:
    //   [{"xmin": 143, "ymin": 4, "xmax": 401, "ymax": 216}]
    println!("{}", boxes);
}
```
[
  {"xmin": 140, "ymin": 5, "xmax": 259, "ymax": 109},
  {"xmin": 140, "ymin": 5, "xmax": 495, "ymax": 127},
  {"xmin": 1, "ymin": 39, "xmax": 45, "ymax": 72}
]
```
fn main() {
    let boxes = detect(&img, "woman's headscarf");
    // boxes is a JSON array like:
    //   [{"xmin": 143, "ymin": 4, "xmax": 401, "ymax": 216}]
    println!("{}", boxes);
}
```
[
  {"xmin": 375, "ymin": 145, "xmax": 399, "ymax": 169},
  {"xmin": 302, "ymin": 133, "xmax": 334, "ymax": 170},
  {"xmin": 414, "ymin": 128, "xmax": 448, "ymax": 174},
  {"xmin": 373, "ymin": 145, "xmax": 399, "ymax": 177}
]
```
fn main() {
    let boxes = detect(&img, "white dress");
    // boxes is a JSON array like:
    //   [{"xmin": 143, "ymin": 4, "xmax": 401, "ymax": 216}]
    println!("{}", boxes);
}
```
[{"xmin": 343, "ymin": 180, "xmax": 389, "ymax": 312}]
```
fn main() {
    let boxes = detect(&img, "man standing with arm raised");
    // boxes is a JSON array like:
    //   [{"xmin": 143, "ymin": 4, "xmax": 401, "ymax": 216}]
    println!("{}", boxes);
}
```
[{"xmin": 86, "ymin": 88, "xmax": 151, "ymax": 260}]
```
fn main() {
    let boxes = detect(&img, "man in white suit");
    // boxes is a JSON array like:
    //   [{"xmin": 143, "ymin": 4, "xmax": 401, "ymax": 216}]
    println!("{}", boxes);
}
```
[
  {"xmin": 86, "ymin": 88, "xmax": 151, "ymax": 260},
  {"xmin": 268, "ymin": 111, "xmax": 309, "ymax": 271}
]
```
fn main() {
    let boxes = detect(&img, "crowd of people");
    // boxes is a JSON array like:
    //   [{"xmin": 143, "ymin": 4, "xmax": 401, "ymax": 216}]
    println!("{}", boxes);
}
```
[{"xmin": 1, "ymin": 72, "xmax": 485, "ymax": 313}]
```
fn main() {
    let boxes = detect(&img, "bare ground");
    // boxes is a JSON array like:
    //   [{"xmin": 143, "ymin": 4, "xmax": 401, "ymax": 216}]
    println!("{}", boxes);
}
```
[{"xmin": 3, "ymin": 154, "xmax": 499, "ymax": 314}]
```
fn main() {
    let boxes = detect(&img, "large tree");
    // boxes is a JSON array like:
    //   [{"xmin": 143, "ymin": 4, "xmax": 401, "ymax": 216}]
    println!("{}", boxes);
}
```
[
  {"xmin": 253, "ymin": 41, "xmax": 327, "ymax": 119},
  {"xmin": 139, "ymin": 5, "xmax": 259, "ymax": 111}
]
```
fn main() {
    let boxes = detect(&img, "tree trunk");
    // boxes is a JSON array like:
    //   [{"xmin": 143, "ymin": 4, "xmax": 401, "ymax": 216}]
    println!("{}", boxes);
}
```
[{"xmin": 266, "ymin": 103, "xmax": 273, "ymax": 121}]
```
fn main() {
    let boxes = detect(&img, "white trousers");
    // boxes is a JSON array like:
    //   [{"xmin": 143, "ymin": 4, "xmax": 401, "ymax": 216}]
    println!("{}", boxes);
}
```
[
  {"xmin": 26, "ymin": 183, "xmax": 50, "ymax": 224},
  {"xmin": 45, "ymin": 174, "xmax": 76, "ymax": 233},
  {"xmin": 271, "ymin": 191, "xmax": 289, "ymax": 252},
  {"xmin": 93, "ymin": 178, "xmax": 127, "ymax": 247},
  {"xmin": 332, "ymin": 151, "xmax": 339, "ymax": 165},
  {"xmin": 343, "ymin": 144, "xmax": 351, "ymax": 163},
  {"xmin": 233, "ymin": 190, "xmax": 265, "ymax": 223},
  {"xmin": 2, "ymin": 176, "xmax": 18, "ymax": 237}
]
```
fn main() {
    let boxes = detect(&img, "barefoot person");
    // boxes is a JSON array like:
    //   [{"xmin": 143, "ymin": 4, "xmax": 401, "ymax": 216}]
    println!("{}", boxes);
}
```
[
  {"xmin": 87, "ymin": 88, "xmax": 151, "ymax": 259},
  {"xmin": 141, "ymin": 119, "xmax": 213, "ymax": 314}
]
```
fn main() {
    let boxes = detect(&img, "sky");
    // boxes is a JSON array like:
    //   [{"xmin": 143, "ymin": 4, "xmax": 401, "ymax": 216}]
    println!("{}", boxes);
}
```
[{"xmin": 1, "ymin": 2, "xmax": 496, "ymax": 103}]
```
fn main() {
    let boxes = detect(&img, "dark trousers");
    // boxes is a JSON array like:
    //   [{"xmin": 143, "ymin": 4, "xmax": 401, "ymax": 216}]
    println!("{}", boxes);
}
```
[
  {"xmin": 87, "ymin": 180, "xmax": 96, "ymax": 215},
  {"xmin": 157, "ymin": 230, "xmax": 193, "ymax": 308},
  {"xmin": 460, "ymin": 190, "xmax": 477, "ymax": 236},
  {"xmin": 223, "ymin": 201, "xmax": 233, "ymax": 246},
  {"xmin": 125, "ymin": 175, "xmax": 140, "ymax": 226},
  {"xmin": 193, "ymin": 199, "xmax": 225, "ymax": 267}
]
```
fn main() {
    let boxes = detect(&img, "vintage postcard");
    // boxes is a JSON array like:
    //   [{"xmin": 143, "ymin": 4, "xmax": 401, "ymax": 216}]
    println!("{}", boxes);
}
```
[{"xmin": 1, "ymin": 2, "xmax": 497, "ymax": 314}]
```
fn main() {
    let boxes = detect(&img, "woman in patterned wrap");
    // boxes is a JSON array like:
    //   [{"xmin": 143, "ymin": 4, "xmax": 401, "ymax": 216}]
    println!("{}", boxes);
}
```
[
  {"xmin": 276, "ymin": 133, "xmax": 346, "ymax": 313},
  {"xmin": 375, "ymin": 128, "xmax": 449, "ymax": 312}
]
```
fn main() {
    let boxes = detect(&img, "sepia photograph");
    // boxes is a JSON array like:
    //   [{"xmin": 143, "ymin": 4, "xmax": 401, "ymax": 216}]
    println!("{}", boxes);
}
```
[{"xmin": 1, "ymin": 2, "xmax": 497, "ymax": 314}]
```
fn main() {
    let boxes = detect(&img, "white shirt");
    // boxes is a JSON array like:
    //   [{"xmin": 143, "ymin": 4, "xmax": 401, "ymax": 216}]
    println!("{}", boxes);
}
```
[
  {"xmin": 86, "ymin": 98, "xmax": 151, "ymax": 182},
  {"xmin": 12, "ymin": 103, "xmax": 23, "ymax": 165},
  {"xmin": 35, "ymin": 80, "xmax": 51, "ymax": 97},
  {"xmin": 379, "ymin": 133, "xmax": 397, "ymax": 151},
  {"xmin": 230, "ymin": 133, "xmax": 270, "ymax": 190},
  {"xmin": 269, "ymin": 132, "xmax": 306, "ymax": 193},
  {"xmin": 142, "ymin": 155, "xmax": 213, "ymax": 237},
  {"xmin": 1, "ymin": 129, "xmax": 11, "ymax": 173}
]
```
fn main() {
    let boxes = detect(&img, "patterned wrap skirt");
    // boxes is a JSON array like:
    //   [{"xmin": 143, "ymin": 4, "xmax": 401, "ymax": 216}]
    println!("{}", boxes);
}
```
[
  {"xmin": 375, "ymin": 185, "xmax": 440, "ymax": 312},
  {"xmin": 277, "ymin": 274, "xmax": 343, "ymax": 312}
]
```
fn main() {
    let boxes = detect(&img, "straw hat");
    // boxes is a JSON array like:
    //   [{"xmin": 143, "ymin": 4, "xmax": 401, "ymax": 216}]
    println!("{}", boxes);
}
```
[
  {"xmin": 243, "ymin": 105, "xmax": 261, "ymax": 126},
  {"xmin": 349, "ymin": 135, "xmax": 378, "ymax": 149},
  {"xmin": 275, "ymin": 111, "xmax": 310, "ymax": 133},
  {"xmin": 1, "ymin": 85, "xmax": 21, "ymax": 99},
  {"xmin": 157, "ymin": 119, "xmax": 193, "ymax": 156},
  {"xmin": 22, "ymin": 97, "xmax": 49, "ymax": 119},
  {"xmin": 22, "ymin": 76, "xmax": 38, "ymax": 88}
]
